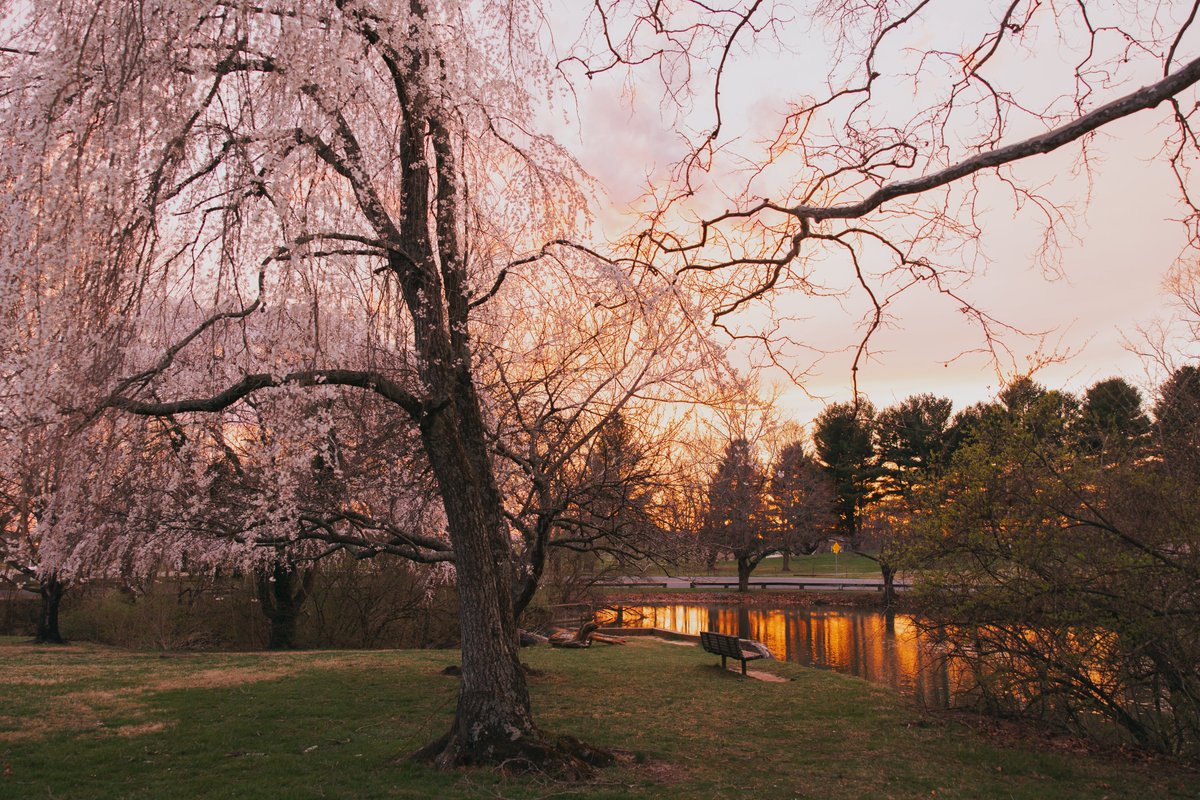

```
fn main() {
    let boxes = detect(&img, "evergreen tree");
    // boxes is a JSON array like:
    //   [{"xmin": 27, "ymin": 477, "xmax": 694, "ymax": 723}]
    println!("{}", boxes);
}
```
[
  {"xmin": 1154, "ymin": 364, "xmax": 1200, "ymax": 477},
  {"xmin": 768, "ymin": 441, "xmax": 836, "ymax": 568},
  {"xmin": 1077, "ymin": 377, "xmax": 1150, "ymax": 458},
  {"xmin": 812, "ymin": 401, "xmax": 877, "ymax": 541},
  {"xmin": 875, "ymin": 394, "xmax": 954, "ymax": 495}
]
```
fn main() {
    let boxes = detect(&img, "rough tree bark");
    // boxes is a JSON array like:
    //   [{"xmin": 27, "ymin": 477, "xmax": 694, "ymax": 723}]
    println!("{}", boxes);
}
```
[
  {"xmin": 254, "ymin": 559, "xmax": 315, "ymax": 651},
  {"xmin": 737, "ymin": 556, "xmax": 753, "ymax": 593},
  {"xmin": 35, "ymin": 573, "xmax": 66, "ymax": 644}
]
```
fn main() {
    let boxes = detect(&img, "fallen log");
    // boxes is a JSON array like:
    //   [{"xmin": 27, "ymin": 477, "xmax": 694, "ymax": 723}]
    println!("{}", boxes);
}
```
[
  {"xmin": 548, "ymin": 621, "xmax": 600, "ymax": 648},
  {"xmin": 589, "ymin": 632, "xmax": 627, "ymax": 645}
]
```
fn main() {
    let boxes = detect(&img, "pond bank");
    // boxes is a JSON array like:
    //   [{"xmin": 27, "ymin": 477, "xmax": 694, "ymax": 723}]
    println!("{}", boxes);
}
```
[
  {"xmin": 593, "ymin": 600, "xmax": 958, "ymax": 707},
  {"xmin": 598, "ymin": 587, "xmax": 912, "ymax": 611}
]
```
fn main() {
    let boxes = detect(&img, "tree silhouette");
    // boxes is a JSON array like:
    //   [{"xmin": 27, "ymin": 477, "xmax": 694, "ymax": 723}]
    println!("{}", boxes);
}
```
[
  {"xmin": 876, "ymin": 394, "xmax": 954, "ymax": 495},
  {"xmin": 768, "ymin": 441, "xmax": 836, "ymax": 570},
  {"xmin": 812, "ymin": 401, "xmax": 878, "ymax": 541},
  {"xmin": 703, "ymin": 439, "xmax": 770, "ymax": 592},
  {"xmin": 1155, "ymin": 364, "xmax": 1200, "ymax": 478},
  {"xmin": 1077, "ymin": 377, "xmax": 1151, "ymax": 459}
]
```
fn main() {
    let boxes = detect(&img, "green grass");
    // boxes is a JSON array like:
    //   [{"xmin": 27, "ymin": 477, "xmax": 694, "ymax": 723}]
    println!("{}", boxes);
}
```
[
  {"xmin": 0, "ymin": 635, "xmax": 1192, "ymax": 799},
  {"xmin": 696, "ymin": 552, "xmax": 880, "ymax": 577}
]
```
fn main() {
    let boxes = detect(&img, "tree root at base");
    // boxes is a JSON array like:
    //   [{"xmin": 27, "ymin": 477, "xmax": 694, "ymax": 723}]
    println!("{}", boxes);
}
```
[{"xmin": 411, "ymin": 729, "xmax": 615, "ymax": 779}]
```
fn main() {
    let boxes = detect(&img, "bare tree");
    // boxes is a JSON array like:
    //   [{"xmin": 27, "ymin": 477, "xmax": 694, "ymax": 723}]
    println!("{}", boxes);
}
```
[
  {"xmin": 768, "ymin": 439, "xmax": 836, "ymax": 571},
  {"xmin": 702, "ymin": 438, "xmax": 771, "ymax": 591},
  {"xmin": 568, "ymin": 2, "xmax": 1200, "ymax": 384},
  {"xmin": 480, "ymin": 248, "xmax": 721, "ymax": 617}
]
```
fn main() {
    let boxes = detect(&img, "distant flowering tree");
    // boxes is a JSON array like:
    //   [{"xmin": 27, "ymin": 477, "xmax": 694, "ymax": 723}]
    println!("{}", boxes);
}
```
[{"xmin": 0, "ymin": 424, "xmax": 69, "ymax": 643}]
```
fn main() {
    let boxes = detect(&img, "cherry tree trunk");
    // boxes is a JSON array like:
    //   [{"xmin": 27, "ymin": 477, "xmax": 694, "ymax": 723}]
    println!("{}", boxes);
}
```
[
  {"xmin": 414, "ymin": 400, "xmax": 539, "ymax": 767},
  {"xmin": 255, "ymin": 560, "xmax": 313, "ymax": 650},
  {"xmin": 399, "ymin": 263, "xmax": 541, "ymax": 764},
  {"xmin": 393, "ymin": 102, "xmax": 607, "ymax": 771},
  {"xmin": 36, "ymin": 574, "xmax": 66, "ymax": 644}
]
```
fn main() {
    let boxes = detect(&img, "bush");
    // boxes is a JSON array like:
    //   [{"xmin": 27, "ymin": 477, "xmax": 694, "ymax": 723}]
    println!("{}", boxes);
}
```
[
  {"xmin": 305, "ymin": 555, "xmax": 459, "ymax": 649},
  {"xmin": 59, "ymin": 557, "xmax": 461, "ymax": 651},
  {"xmin": 908, "ymin": 404, "xmax": 1200, "ymax": 759},
  {"xmin": 62, "ymin": 580, "xmax": 261, "ymax": 650},
  {"xmin": 0, "ymin": 593, "xmax": 38, "ymax": 636}
]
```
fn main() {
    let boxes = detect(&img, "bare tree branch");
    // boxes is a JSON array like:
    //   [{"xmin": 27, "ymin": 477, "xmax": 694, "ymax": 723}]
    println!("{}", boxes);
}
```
[
  {"xmin": 784, "ymin": 55, "xmax": 1200, "ymax": 223},
  {"xmin": 104, "ymin": 369, "xmax": 424, "ymax": 421}
]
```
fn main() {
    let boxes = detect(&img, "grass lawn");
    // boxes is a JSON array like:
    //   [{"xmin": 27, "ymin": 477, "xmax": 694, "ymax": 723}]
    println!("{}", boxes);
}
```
[
  {"xmin": 0, "ymin": 635, "xmax": 1192, "ymax": 799},
  {"xmin": 699, "ymin": 552, "xmax": 879, "ymax": 577}
]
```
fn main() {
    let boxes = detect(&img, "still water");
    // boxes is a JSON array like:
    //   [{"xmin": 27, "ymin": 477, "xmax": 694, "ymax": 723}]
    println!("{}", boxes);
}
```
[{"xmin": 595, "ymin": 604, "xmax": 968, "ymax": 707}]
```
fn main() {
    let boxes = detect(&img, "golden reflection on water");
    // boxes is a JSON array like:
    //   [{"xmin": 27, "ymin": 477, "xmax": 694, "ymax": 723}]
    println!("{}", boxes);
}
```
[{"xmin": 595, "ymin": 604, "xmax": 966, "ymax": 706}]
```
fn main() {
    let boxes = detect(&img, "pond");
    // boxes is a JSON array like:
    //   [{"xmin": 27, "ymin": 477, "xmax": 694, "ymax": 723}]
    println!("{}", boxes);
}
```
[{"xmin": 595, "ymin": 603, "xmax": 969, "ymax": 707}]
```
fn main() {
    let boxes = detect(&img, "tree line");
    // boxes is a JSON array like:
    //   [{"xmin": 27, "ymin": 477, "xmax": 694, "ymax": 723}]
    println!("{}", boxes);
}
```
[{"xmin": 700, "ymin": 366, "xmax": 1200, "ymax": 757}]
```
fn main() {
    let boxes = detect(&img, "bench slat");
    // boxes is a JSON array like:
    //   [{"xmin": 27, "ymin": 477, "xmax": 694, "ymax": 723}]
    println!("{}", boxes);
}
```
[{"xmin": 699, "ymin": 631, "xmax": 764, "ymax": 675}]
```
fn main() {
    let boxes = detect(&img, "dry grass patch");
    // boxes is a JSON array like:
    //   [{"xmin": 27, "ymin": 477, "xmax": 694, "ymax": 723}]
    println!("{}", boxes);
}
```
[
  {"xmin": 109, "ymin": 722, "xmax": 168, "ymax": 737},
  {"xmin": 0, "ymin": 640, "xmax": 389, "ymax": 743},
  {"xmin": 149, "ymin": 666, "xmax": 295, "ymax": 691},
  {"xmin": 0, "ymin": 687, "xmax": 149, "ymax": 741}
]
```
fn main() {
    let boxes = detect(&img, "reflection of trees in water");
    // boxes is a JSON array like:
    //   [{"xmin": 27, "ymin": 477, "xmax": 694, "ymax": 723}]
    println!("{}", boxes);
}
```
[
  {"xmin": 592, "ymin": 605, "xmax": 648, "ymax": 628},
  {"xmin": 599, "ymin": 603, "xmax": 965, "ymax": 707}
]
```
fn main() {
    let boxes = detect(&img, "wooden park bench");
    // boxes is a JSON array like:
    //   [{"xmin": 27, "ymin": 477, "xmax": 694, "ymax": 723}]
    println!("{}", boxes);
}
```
[{"xmin": 699, "ymin": 630, "xmax": 765, "ymax": 675}]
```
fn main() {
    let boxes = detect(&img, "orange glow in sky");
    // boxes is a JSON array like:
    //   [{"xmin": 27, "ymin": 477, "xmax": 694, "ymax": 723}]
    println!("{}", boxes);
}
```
[{"xmin": 547, "ymin": 7, "xmax": 1194, "ymax": 427}]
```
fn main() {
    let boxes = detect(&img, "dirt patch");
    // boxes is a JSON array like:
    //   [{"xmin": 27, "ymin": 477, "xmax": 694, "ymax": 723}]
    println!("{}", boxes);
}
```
[
  {"xmin": 745, "ymin": 669, "xmax": 789, "ymax": 683},
  {"xmin": 0, "ymin": 645, "xmax": 146, "ymax": 686},
  {"xmin": 0, "ymin": 718, "xmax": 57, "ymax": 742},
  {"xmin": 1, "ymin": 676, "xmax": 66, "ymax": 686}
]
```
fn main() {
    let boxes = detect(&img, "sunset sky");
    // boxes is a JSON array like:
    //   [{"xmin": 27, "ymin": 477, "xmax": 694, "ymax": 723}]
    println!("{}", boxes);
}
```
[{"xmin": 546, "ymin": 3, "xmax": 1199, "ymax": 427}]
